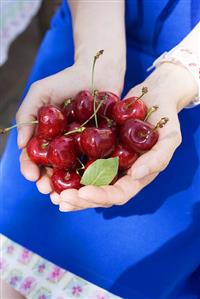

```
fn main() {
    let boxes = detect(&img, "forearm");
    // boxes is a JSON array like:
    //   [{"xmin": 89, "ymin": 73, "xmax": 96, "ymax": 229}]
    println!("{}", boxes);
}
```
[
  {"xmin": 145, "ymin": 23, "xmax": 199, "ymax": 111},
  {"xmin": 68, "ymin": 0, "xmax": 126, "ymax": 82}
]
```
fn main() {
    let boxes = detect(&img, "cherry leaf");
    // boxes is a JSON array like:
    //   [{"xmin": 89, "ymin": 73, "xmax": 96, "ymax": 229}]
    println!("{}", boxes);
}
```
[{"xmin": 81, "ymin": 157, "xmax": 119, "ymax": 186}]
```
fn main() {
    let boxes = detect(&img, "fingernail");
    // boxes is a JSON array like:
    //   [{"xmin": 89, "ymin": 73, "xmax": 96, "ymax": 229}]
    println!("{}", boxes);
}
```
[
  {"xmin": 59, "ymin": 202, "xmax": 74, "ymax": 212},
  {"xmin": 17, "ymin": 131, "xmax": 24, "ymax": 148},
  {"xmin": 132, "ymin": 165, "xmax": 149, "ymax": 180}
]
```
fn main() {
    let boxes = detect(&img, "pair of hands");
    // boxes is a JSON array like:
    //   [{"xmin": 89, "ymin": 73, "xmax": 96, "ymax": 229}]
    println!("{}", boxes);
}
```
[{"xmin": 17, "ymin": 61, "xmax": 184, "ymax": 212}]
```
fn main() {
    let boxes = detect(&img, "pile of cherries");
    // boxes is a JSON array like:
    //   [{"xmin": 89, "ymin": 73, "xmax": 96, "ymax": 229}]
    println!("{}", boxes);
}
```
[
  {"xmin": 1, "ymin": 51, "xmax": 168, "ymax": 194},
  {"xmin": 25, "ymin": 85, "xmax": 168, "ymax": 194}
]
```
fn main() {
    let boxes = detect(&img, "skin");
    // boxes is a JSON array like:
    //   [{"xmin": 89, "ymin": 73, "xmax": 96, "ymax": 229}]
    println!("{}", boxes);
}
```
[{"xmin": 16, "ymin": 1, "xmax": 199, "ymax": 212}]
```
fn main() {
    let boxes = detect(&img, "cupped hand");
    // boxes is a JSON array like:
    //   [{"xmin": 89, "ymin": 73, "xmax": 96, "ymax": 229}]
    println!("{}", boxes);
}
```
[
  {"xmin": 17, "ymin": 61, "xmax": 124, "ymax": 185},
  {"xmin": 57, "ymin": 63, "xmax": 196, "ymax": 212}
]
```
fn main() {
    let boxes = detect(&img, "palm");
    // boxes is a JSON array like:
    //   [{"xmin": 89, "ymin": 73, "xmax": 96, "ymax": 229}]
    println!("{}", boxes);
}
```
[{"xmin": 39, "ymin": 83, "xmax": 182, "ymax": 211}]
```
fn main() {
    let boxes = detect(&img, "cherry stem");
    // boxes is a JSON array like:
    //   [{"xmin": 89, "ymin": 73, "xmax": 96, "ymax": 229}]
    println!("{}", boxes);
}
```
[
  {"xmin": 153, "ymin": 117, "xmax": 169, "ymax": 131},
  {"xmin": 0, "ymin": 120, "xmax": 38, "ymax": 134},
  {"xmin": 64, "ymin": 100, "xmax": 104, "ymax": 136},
  {"xmin": 63, "ymin": 98, "xmax": 72, "ymax": 107},
  {"xmin": 125, "ymin": 86, "xmax": 148, "ymax": 109},
  {"xmin": 102, "ymin": 115, "xmax": 115, "ymax": 127},
  {"xmin": 76, "ymin": 158, "xmax": 85, "ymax": 175},
  {"xmin": 93, "ymin": 90, "xmax": 99, "ymax": 128},
  {"xmin": 91, "ymin": 49, "xmax": 104, "ymax": 128},
  {"xmin": 41, "ymin": 142, "xmax": 49, "ymax": 149},
  {"xmin": 64, "ymin": 127, "xmax": 85, "ymax": 136},
  {"xmin": 80, "ymin": 99, "xmax": 104, "ymax": 127},
  {"xmin": 144, "ymin": 105, "xmax": 159, "ymax": 121}
]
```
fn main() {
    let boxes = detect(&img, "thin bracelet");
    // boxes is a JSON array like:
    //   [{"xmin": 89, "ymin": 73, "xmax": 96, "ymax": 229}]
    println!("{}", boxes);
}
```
[{"xmin": 147, "ymin": 47, "xmax": 200, "ymax": 108}]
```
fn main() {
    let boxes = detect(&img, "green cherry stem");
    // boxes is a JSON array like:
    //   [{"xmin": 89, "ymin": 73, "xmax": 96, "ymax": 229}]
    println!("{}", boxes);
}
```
[
  {"xmin": 144, "ymin": 105, "xmax": 159, "ymax": 121},
  {"xmin": 64, "ymin": 100, "xmax": 104, "ymax": 136},
  {"xmin": 76, "ymin": 158, "xmax": 85, "ymax": 175},
  {"xmin": 0, "ymin": 120, "xmax": 38, "ymax": 134},
  {"xmin": 91, "ymin": 49, "xmax": 104, "ymax": 128},
  {"xmin": 64, "ymin": 127, "xmax": 86, "ymax": 136},
  {"xmin": 63, "ymin": 98, "xmax": 72, "ymax": 107},
  {"xmin": 91, "ymin": 50, "xmax": 104, "ymax": 95},
  {"xmin": 93, "ymin": 90, "xmax": 99, "ymax": 128},
  {"xmin": 80, "ymin": 99, "xmax": 104, "ymax": 127},
  {"xmin": 126, "ymin": 86, "xmax": 148, "ymax": 109},
  {"xmin": 153, "ymin": 117, "xmax": 169, "ymax": 131}
]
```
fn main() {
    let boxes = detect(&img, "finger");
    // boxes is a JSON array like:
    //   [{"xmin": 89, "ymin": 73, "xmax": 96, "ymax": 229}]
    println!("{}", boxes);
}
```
[
  {"xmin": 129, "ymin": 122, "xmax": 182, "ymax": 180},
  {"xmin": 20, "ymin": 149, "xmax": 40, "ymax": 181},
  {"xmin": 112, "ymin": 173, "xmax": 159, "ymax": 204},
  {"xmin": 36, "ymin": 168, "xmax": 53, "ymax": 194},
  {"xmin": 16, "ymin": 83, "xmax": 45, "ymax": 149},
  {"xmin": 78, "ymin": 174, "xmax": 158, "ymax": 207},
  {"xmin": 78, "ymin": 185, "xmax": 121, "ymax": 207},
  {"xmin": 59, "ymin": 189, "xmax": 102, "ymax": 211},
  {"xmin": 50, "ymin": 192, "xmax": 61, "ymax": 205}
]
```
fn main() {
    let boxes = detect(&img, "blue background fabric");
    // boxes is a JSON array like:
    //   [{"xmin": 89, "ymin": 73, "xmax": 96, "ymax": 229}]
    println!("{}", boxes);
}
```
[{"xmin": 1, "ymin": 1, "xmax": 200, "ymax": 298}]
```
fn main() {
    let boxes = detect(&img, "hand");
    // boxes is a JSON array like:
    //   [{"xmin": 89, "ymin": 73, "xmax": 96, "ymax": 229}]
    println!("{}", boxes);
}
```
[
  {"xmin": 17, "ymin": 60, "xmax": 125, "ymax": 189},
  {"xmin": 56, "ymin": 63, "xmax": 197, "ymax": 211}
]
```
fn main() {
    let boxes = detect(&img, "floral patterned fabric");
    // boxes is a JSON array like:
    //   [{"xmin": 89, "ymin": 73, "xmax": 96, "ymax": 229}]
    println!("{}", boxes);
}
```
[{"xmin": 0, "ymin": 234, "xmax": 120, "ymax": 299}]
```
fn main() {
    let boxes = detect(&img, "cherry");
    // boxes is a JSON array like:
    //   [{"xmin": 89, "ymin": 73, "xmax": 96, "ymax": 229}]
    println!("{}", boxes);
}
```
[
  {"xmin": 51, "ymin": 169, "xmax": 81, "ymax": 194},
  {"xmin": 120, "ymin": 118, "xmax": 168, "ymax": 153},
  {"xmin": 37, "ymin": 105, "xmax": 67, "ymax": 140},
  {"xmin": 99, "ymin": 117, "xmax": 118, "ymax": 134},
  {"xmin": 47, "ymin": 136, "xmax": 77, "ymax": 169},
  {"xmin": 96, "ymin": 91, "xmax": 120, "ymax": 118},
  {"xmin": 84, "ymin": 159, "xmax": 96, "ymax": 170},
  {"xmin": 74, "ymin": 91, "xmax": 94, "ymax": 123},
  {"xmin": 80, "ymin": 127, "xmax": 116, "ymax": 159},
  {"xmin": 62, "ymin": 99, "xmax": 76, "ymax": 123},
  {"xmin": 27, "ymin": 136, "xmax": 49, "ymax": 165},
  {"xmin": 65, "ymin": 121, "xmax": 83, "ymax": 154},
  {"xmin": 112, "ymin": 87, "xmax": 148, "ymax": 125},
  {"xmin": 112, "ymin": 144, "xmax": 139, "ymax": 170}
]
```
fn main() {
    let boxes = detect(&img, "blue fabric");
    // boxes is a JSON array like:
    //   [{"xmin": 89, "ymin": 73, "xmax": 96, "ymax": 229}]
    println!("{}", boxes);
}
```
[{"xmin": 1, "ymin": 1, "xmax": 200, "ymax": 298}]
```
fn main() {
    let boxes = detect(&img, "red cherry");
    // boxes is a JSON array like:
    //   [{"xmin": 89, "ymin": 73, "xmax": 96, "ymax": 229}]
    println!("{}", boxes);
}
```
[
  {"xmin": 96, "ymin": 91, "xmax": 120, "ymax": 118},
  {"xmin": 112, "ymin": 144, "xmax": 139, "ymax": 170},
  {"xmin": 65, "ymin": 121, "xmax": 83, "ymax": 154},
  {"xmin": 62, "ymin": 99, "xmax": 76, "ymax": 123},
  {"xmin": 74, "ymin": 91, "xmax": 94, "ymax": 123},
  {"xmin": 51, "ymin": 169, "xmax": 81, "ymax": 194},
  {"xmin": 99, "ymin": 118, "xmax": 118, "ymax": 135},
  {"xmin": 120, "ymin": 119, "xmax": 167, "ymax": 153},
  {"xmin": 47, "ymin": 136, "xmax": 77, "ymax": 169},
  {"xmin": 112, "ymin": 97, "xmax": 147, "ymax": 125},
  {"xmin": 80, "ymin": 127, "xmax": 116, "ymax": 159},
  {"xmin": 27, "ymin": 136, "xmax": 49, "ymax": 165},
  {"xmin": 84, "ymin": 159, "xmax": 96, "ymax": 170},
  {"xmin": 37, "ymin": 105, "xmax": 67, "ymax": 140}
]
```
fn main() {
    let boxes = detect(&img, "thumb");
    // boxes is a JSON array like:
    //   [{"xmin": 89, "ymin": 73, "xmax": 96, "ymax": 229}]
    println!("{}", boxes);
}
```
[{"xmin": 16, "ymin": 82, "xmax": 43, "ymax": 148}]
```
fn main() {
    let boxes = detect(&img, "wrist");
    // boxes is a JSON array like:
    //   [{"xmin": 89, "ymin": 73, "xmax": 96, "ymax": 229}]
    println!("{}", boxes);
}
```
[
  {"xmin": 144, "ymin": 63, "xmax": 198, "ymax": 111},
  {"xmin": 74, "ymin": 49, "xmax": 126, "ymax": 95}
]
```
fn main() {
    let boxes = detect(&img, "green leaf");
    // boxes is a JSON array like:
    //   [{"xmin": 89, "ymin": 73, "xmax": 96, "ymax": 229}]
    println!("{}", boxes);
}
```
[{"xmin": 81, "ymin": 157, "xmax": 119, "ymax": 186}]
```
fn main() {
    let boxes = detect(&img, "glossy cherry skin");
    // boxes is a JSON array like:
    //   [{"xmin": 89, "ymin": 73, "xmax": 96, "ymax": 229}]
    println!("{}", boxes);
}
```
[
  {"xmin": 47, "ymin": 136, "xmax": 77, "ymax": 169},
  {"xmin": 80, "ymin": 127, "xmax": 116, "ymax": 159},
  {"xmin": 51, "ymin": 169, "xmax": 81, "ymax": 194},
  {"xmin": 37, "ymin": 105, "xmax": 67, "ymax": 140},
  {"xmin": 27, "ymin": 136, "xmax": 49, "ymax": 165},
  {"xmin": 84, "ymin": 159, "xmax": 96, "ymax": 170},
  {"xmin": 74, "ymin": 91, "xmax": 94, "ymax": 123},
  {"xmin": 62, "ymin": 100, "xmax": 76, "ymax": 123},
  {"xmin": 112, "ymin": 97, "xmax": 147, "ymax": 125},
  {"xmin": 112, "ymin": 144, "xmax": 139, "ymax": 170},
  {"xmin": 120, "ymin": 119, "xmax": 159, "ymax": 153},
  {"xmin": 65, "ymin": 121, "xmax": 83, "ymax": 154},
  {"xmin": 96, "ymin": 91, "xmax": 120, "ymax": 118},
  {"xmin": 99, "ymin": 118, "xmax": 118, "ymax": 135}
]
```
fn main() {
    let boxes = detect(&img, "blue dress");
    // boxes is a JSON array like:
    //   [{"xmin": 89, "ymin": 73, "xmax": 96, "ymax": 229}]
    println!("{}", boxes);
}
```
[{"xmin": 1, "ymin": 1, "xmax": 200, "ymax": 298}]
